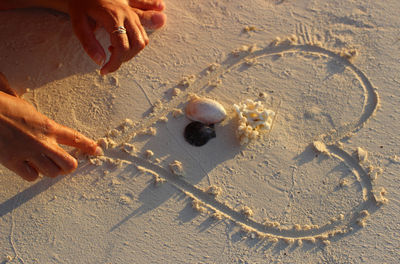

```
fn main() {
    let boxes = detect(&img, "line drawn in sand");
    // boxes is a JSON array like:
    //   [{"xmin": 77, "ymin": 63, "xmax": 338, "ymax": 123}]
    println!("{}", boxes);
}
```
[
  {"xmin": 90, "ymin": 34, "xmax": 386, "ymax": 246},
  {"xmin": 2, "ymin": 34, "xmax": 384, "ymax": 250}
]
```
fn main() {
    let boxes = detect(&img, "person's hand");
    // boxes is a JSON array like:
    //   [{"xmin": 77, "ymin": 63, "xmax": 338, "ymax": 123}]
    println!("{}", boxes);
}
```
[
  {"xmin": 0, "ymin": 73, "xmax": 102, "ymax": 181},
  {"xmin": 68, "ymin": 0, "xmax": 167, "ymax": 75}
]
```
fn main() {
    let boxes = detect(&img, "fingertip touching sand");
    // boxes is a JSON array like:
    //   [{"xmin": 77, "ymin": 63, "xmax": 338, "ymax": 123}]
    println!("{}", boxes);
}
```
[
  {"xmin": 1, "ymin": 1, "xmax": 399, "ymax": 263},
  {"xmin": 0, "ymin": 0, "xmax": 166, "ymax": 181}
]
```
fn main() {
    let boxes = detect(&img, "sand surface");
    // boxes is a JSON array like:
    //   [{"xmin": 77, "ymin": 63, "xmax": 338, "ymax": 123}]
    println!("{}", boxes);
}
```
[{"xmin": 1, "ymin": 0, "xmax": 400, "ymax": 263}]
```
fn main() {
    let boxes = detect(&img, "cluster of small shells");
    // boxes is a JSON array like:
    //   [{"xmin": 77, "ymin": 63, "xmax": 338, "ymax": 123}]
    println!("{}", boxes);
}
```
[{"xmin": 233, "ymin": 99, "xmax": 275, "ymax": 144}]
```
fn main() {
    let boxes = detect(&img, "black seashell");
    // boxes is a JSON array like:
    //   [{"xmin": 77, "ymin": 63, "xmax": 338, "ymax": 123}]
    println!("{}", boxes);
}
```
[{"xmin": 184, "ymin": 121, "xmax": 216, "ymax": 147}]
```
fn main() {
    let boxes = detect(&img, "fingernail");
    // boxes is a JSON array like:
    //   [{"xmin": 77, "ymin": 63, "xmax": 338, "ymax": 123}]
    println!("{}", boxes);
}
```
[
  {"xmin": 94, "ymin": 146, "xmax": 103, "ymax": 156},
  {"xmin": 93, "ymin": 53, "xmax": 104, "ymax": 66}
]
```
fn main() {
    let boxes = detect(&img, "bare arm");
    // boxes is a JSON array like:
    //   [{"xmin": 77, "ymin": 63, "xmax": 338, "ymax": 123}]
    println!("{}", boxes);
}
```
[{"xmin": 0, "ymin": 0, "xmax": 68, "ymax": 12}]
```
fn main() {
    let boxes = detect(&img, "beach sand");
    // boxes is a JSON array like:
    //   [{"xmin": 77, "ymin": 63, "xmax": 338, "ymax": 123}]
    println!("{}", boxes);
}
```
[{"xmin": 1, "ymin": 0, "xmax": 399, "ymax": 263}]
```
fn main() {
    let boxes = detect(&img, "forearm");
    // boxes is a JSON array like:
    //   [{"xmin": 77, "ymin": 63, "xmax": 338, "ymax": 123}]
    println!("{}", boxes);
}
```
[{"xmin": 0, "ymin": 0, "xmax": 68, "ymax": 13}]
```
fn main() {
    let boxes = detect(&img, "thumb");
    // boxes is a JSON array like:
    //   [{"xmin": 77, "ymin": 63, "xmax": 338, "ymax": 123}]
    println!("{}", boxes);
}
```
[
  {"xmin": 135, "ymin": 10, "xmax": 167, "ymax": 30},
  {"xmin": 70, "ymin": 12, "xmax": 106, "ymax": 66},
  {"xmin": 128, "ymin": 0, "xmax": 165, "ymax": 11},
  {"xmin": 0, "ymin": 72, "xmax": 19, "ymax": 97}
]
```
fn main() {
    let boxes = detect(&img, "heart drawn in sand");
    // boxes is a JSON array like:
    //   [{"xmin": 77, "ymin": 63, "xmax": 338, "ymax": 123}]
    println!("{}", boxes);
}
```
[{"xmin": 88, "ymin": 36, "xmax": 385, "ymax": 246}]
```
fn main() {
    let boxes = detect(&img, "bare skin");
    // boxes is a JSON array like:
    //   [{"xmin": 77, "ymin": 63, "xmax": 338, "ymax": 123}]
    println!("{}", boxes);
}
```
[
  {"xmin": 0, "ymin": 0, "xmax": 166, "ymax": 181},
  {"xmin": 0, "ymin": 0, "xmax": 167, "ymax": 74},
  {"xmin": 0, "ymin": 73, "xmax": 102, "ymax": 181},
  {"xmin": 68, "ymin": 0, "xmax": 167, "ymax": 74}
]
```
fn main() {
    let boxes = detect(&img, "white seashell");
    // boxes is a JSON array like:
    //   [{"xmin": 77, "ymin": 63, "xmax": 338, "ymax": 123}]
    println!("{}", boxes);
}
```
[{"xmin": 185, "ymin": 96, "xmax": 227, "ymax": 125}]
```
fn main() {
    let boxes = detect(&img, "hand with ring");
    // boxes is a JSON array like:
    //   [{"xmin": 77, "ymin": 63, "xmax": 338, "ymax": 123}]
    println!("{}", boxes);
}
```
[
  {"xmin": 67, "ymin": 0, "xmax": 167, "ymax": 75},
  {"xmin": 0, "ymin": 0, "xmax": 166, "ymax": 181},
  {"xmin": 0, "ymin": 0, "xmax": 166, "ymax": 75}
]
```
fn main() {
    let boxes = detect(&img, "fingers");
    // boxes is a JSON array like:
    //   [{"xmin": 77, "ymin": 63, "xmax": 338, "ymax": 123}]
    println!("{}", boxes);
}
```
[
  {"xmin": 0, "ymin": 72, "xmax": 18, "ymax": 97},
  {"xmin": 135, "ymin": 10, "xmax": 167, "ymax": 30},
  {"xmin": 135, "ymin": 18, "xmax": 150, "ymax": 46},
  {"xmin": 29, "ymin": 154, "xmax": 62, "ymax": 178},
  {"xmin": 70, "ymin": 2, "xmax": 166, "ymax": 75},
  {"xmin": 101, "ymin": 18, "xmax": 147, "ymax": 75},
  {"xmin": 44, "ymin": 144, "xmax": 78, "ymax": 174},
  {"xmin": 14, "ymin": 162, "xmax": 39, "ymax": 182},
  {"xmin": 70, "ymin": 12, "xmax": 106, "ymax": 66},
  {"xmin": 100, "ymin": 24, "xmax": 132, "ymax": 75},
  {"xmin": 128, "ymin": 0, "xmax": 165, "ymax": 11},
  {"xmin": 100, "ymin": 7, "xmax": 166, "ymax": 75},
  {"xmin": 125, "ymin": 16, "xmax": 149, "ymax": 53},
  {"xmin": 52, "ymin": 123, "xmax": 101, "ymax": 156}
]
